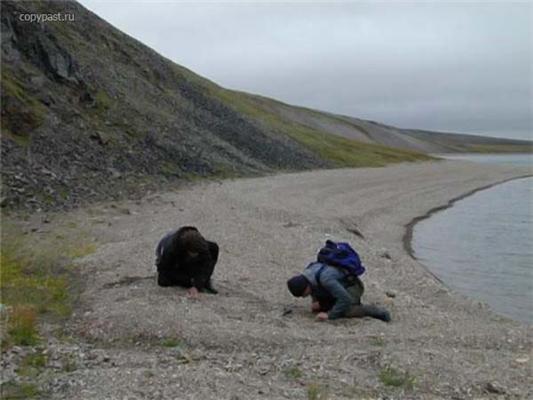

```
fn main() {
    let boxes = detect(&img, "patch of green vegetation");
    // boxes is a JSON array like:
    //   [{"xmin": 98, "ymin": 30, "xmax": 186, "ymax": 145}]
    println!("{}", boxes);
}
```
[
  {"xmin": 284, "ymin": 366, "xmax": 303, "ymax": 380},
  {"xmin": 1, "ymin": 245, "xmax": 71, "ymax": 319},
  {"xmin": 465, "ymin": 143, "xmax": 533, "ymax": 154},
  {"xmin": 307, "ymin": 382, "xmax": 329, "ymax": 400},
  {"xmin": 123, "ymin": 125, "xmax": 144, "ymax": 138},
  {"xmin": 0, "ymin": 222, "xmax": 97, "ymax": 348},
  {"xmin": 57, "ymin": 187, "xmax": 71, "ymax": 201},
  {"xmin": 143, "ymin": 369, "xmax": 155, "ymax": 378},
  {"xmin": 62, "ymin": 354, "xmax": 77, "ymax": 372},
  {"xmin": 160, "ymin": 337, "xmax": 182, "ymax": 348},
  {"xmin": 160, "ymin": 161, "xmax": 182, "ymax": 177},
  {"xmin": 1, "ymin": 71, "xmax": 33, "ymax": 106},
  {"xmin": 379, "ymin": 366, "xmax": 416, "ymax": 390},
  {"xmin": 66, "ymin": 242, "xmax": 97, "ymax": 259},
  {"xmin": 1, "ymin": 127, "xmax": 30, "ymax": 147},
  {"xmin": 0, "ymin": 381, "xmax": 41, "ymax": 399},
  {"xmin": 212, "ymin": 88, "xmax": 432, "ymax": 167},
  {"xmin": 1, "ymin": 67, "xmax": 47, "ymax": 144},
  {"xmin": 170, "ymin": 63, "xmax": 217, "ymax": 92},
  {"xmin": 6, "ymin": 306, "xmax": 40, "ymax": 346},
  {"xmin": 212, "ymin": 165, "xmax": 244, "ymax": 180},
  {"xmin": 94, "ymin": 89, "xmax": 113, "ymax": 113},
  {"xmin": 17, "ymin": 352, "xmax": 47, "ymax": 377},
  {"xmin": 285, "ymin": 124, "xmax": 430, "ymax": 167},
  {"xmin": 179, "ymin": 171, "xmax": 207, "ymax": 182},
  {"xmin": 176, "ymin": 349, "xmax": 193, "ymax": 364},
  {"xmin": 369, "ymin": 336, "xmax": 385, "ymax": 346}
]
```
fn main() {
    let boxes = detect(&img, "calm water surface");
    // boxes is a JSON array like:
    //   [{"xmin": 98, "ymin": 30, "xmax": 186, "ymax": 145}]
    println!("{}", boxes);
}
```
[{"xmin": 413, "ymin": 154, "xmax": 532, "ymax": 323}]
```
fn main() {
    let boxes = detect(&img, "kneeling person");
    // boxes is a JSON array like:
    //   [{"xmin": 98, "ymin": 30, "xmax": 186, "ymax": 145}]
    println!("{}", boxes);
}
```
[
  {"xmin": 287, "ymin": 241, "xmax": 390, "ymax": 322},
  {"xmin": 155, "ymin": 226, "xmax": 219, "ymax": 297}
]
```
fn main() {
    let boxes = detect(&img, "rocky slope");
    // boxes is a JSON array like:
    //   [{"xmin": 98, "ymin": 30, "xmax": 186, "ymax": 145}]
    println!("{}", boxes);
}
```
[{"xmin": 1, "ymin": 1, "xmax": 530, "ymax": 211}]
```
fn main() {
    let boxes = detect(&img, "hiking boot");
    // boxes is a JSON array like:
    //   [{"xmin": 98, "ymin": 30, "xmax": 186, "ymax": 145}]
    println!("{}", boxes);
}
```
[{"xmin": 362, "ymin": 305, "xmax": 391, "ymax": 322}]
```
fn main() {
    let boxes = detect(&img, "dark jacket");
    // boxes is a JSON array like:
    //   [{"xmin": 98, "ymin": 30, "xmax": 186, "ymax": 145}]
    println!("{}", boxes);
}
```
[{"xmin": 155, "ymin": 227, "xmax": 218, "ymax": 290}]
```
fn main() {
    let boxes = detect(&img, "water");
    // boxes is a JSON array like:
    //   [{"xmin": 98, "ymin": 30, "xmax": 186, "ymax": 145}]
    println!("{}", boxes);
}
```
[
  {"xmin": 436, "ymin": 153, "xmax": 532, "ymax": 166},
  {"xmin": 413, "ymin": 154, "xmax": 533, "ymax": 323}
]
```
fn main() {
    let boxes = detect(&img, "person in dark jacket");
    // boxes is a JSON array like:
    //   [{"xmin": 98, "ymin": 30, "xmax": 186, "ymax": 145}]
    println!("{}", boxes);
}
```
[
  {"xmin": 155, "ymin": 226, "xmax": 218, "ymax": 298},
  {"xmin": 287, "ymin": 262, "xmax": 391, "ymax": 322}
]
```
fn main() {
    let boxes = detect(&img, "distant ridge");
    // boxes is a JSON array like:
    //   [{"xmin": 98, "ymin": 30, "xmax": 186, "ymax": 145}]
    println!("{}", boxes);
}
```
[{"xmin": 1, "ymin": 0, "xmax": 531, "ymax": 210}]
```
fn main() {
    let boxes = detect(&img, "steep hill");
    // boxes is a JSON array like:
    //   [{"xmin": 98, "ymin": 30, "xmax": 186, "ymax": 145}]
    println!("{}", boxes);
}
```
[
  {"xmin": 1, "ymin": 0, "xmax": 530, "ymax": 211},
  {"xmin": 217, "ymin": 92, "xmax": 532, "ymax": 154}
]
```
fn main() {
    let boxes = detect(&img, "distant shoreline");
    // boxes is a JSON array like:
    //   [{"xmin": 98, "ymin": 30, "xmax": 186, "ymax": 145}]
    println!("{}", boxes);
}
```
[{"xmin": 402, "ymin": 173, "xmax": 533, "ymax": 259}]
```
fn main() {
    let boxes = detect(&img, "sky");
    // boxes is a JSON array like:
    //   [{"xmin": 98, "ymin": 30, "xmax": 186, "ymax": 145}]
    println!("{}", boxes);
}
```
[{"xmin": 78, "ymin": 1, "xmax": 532, "ymax": 140}]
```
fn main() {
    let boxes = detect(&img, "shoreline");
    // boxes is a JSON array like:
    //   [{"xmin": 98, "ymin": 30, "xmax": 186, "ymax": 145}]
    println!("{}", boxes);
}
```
[
  {"xmin": 402, "ymin": 173, "xmax": 533, "ymax": 319},
  {"xmin": 4, "ymin": 160, "xmax": 532, "ymax": 399},
  {"xmin": 403, "ymin": 173, "xmax": 533, "ymax": 258}
]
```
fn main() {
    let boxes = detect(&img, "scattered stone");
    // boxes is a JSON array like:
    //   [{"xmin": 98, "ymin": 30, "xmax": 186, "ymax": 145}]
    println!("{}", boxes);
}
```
[
  {"xmin": 346, "ymin": 227, "xmax": 365, "ymax": 239},
  {"xmin": 107, "ymin": 168, "xmax": 122, "ymax": 179},
  {"xmin": 30, "ymin": 75, "xmax": 45, "ymax": 87},
  {"xmin": 283, "ymin": 221, "xmax": 299, "ymax": 228},
  {"xmin": 485, "ymin": 382, "xmax": 506, "ymax": 394},
  {"xmin": 49, "ymin": 360, "xmax": 63, "ymax": 369},
  {"xmin": 118, "ymin": 207, "xmax": 132, "ymax": 215},
  {"xmin": 385, "ymin": 291, "xmax": 396, "ymax": 298},
  {"xmin": 91, "ymin": 131, "xmax": 111, "ymax": 145},
  {"xmin": 282, "ymin": 307, "xmax": 293, "ymax": 316}
]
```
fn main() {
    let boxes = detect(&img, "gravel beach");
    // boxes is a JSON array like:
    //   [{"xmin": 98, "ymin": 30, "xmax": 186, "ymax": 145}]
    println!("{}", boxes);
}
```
[{"xmin": 4, "ymin": 160, "xmax": 532, "ymax": 399}]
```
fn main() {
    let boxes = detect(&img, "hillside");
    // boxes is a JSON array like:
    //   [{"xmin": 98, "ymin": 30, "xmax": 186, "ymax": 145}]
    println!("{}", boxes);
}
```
[
  {"xmin": 217, "ymin": 92, "xmax": 532, "ymax": 154},
  {"xmin": 1, "ymin": 0, "xmax": 530, "ymax": 211}
]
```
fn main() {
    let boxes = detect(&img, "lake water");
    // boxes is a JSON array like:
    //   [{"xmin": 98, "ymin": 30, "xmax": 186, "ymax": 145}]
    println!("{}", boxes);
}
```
[{"xmin": 413, "ymin": 154, "xmax": 533, "ymax": 323}]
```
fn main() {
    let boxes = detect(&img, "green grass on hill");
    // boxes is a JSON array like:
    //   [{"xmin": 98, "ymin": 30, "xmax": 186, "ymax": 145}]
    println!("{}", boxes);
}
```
[
  {"xmin": 465, "ymin": 143, "xmax": 533, "ymax": 154},
  {"xmin": 283, "ymin": 123, "xmax": 432, "ymax": 167},
  {"xmin": 0, "ymin": 67, "xmax": 47, "ymax": 145},
  {"xmin": 212, "ymin": 88, "xmax": 432, "ymax": 167}
]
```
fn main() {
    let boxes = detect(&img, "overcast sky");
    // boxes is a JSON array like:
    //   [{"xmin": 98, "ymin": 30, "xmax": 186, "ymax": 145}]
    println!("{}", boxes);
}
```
[{"xmin": 78, "ymin": 1, "xmax": 532, "ymax": 140}]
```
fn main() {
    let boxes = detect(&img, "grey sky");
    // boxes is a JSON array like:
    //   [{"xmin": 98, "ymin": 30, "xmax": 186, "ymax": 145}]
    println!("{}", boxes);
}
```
[{"xmin": 78, "ymin": 1, "xmax": 532, "ymax": 140}]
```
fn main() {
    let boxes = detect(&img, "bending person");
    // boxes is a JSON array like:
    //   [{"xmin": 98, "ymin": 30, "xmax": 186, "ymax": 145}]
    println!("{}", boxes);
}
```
[
  {"xmin": 287, "ymin": 242, "xmax": 390, "ymax": 322},
  {"xmin": 155, "ymin": 226, "xmax": 219, "ymax": 298}
]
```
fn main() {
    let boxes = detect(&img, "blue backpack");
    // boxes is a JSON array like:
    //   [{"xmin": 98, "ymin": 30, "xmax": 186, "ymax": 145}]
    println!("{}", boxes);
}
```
[{"xmin": 316, "ymin": 240, "xmax": 366, "ymax": 277}]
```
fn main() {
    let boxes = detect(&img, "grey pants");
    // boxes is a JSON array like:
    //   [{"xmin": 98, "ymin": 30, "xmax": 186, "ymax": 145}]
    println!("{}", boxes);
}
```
[{"xmin": 344, "ymin": 282, "xmax": 391, "ymax": 322}]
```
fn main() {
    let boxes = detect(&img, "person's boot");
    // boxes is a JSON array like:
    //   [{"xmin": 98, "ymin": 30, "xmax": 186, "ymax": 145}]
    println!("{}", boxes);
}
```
[
  {"xmin": 203, "ymin": 279, "xmax": 218, "ymax": 294},
  {"xmin": 361, "ymin": 305, "xmax": 391, "ymax": 322},
  {"xmin": 347, "ymin": 304, "xmax": 391, "ymax": 322}
]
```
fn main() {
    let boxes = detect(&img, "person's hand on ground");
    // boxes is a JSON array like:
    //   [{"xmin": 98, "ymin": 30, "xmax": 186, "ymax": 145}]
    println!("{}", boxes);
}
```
[
  {"xmin": 316, "ymin": 312, "xmax": 328, "ymax": 321},
  {"xmin": 187, "ymin": 287, "xmax": 199, "ymax": 299}
]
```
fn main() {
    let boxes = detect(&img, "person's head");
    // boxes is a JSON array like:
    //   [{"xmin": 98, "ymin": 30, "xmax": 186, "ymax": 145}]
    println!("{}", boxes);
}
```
[
  {"xmin": 179, "ymin": 227, "xmax": 208, "ymax": 260},
  {"xmin": 287, "ymin": 275, "xmax": 311, "ymax": 297}
]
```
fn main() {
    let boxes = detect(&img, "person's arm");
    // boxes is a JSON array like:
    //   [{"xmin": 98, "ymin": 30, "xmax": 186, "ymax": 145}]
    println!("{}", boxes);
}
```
[
  {"xmin": 311, "ymin": 299, "xmax": 321, "ymax": 313},
  {"xmin": 188, "ymin": 248, "xmax": 213, "ymax": 291},
  {"xmin": 319, "ymin": 275, "xmax": 354, "ymax": 320},
  {"xmin": 155, "ymin": 232, "xmax": 176, "ymax": 270}
]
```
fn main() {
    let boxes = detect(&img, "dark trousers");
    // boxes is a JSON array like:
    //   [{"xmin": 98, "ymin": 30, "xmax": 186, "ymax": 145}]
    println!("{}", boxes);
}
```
[
  {"xmin": 319, "ymin": 280, "xmax": 390, "ymax": 322},
  {"xmin": 343, "ymin": 284, "xmax": 391, "ymax": 321}
]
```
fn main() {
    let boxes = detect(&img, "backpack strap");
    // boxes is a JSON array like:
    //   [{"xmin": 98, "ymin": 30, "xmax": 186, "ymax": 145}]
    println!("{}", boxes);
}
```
[{"xmin": 315, "ymin": 264, "xmax": 326, "ymax": 287}]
